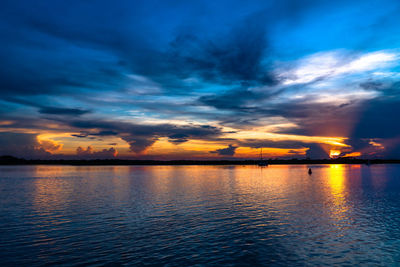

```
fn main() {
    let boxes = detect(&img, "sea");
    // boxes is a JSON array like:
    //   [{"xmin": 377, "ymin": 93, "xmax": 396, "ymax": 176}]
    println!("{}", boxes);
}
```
[{"xmin": 1, "ymin": 164, "xmax": 400, "ymax": 266}]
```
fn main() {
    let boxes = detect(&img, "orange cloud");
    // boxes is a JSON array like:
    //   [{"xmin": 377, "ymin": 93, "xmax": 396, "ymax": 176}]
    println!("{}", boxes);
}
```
[
  {"xmin": 342, "ymin": 151, "xmax": 361, "ymax": 157},
  {"xmin": 38, "ymin": 139, "xmax": 63, "ymax": 152}
]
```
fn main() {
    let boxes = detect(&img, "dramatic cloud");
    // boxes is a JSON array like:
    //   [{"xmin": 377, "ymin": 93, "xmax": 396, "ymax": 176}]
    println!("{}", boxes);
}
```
[
  {"xmin": 76, "ymin": 146, "xmax": 118, "ymax": 158},
  {"xmin": 0, "ymin": 132, "xmax": 61, "ymax": 158},
  {"xmin": 39, "ymin": 139, "xmax": 63, "ymax": 152},
  {"xmin": 210, "ymin": 145, "xmax": 238, "ymax": 156},
  {"xmin": 66, "ymin": 118, "xmax": 223, "ymax": 153},
  {"xmin": 121, "ymin": 136, "xmax": 158, "ymax": 154},
  {"xmin": 167, "ymin": 13, "xmax": 276, "ymax": 87},
  {"xmin": 1, "ymin": 0, "xmax": 400, "ymax": 159}
]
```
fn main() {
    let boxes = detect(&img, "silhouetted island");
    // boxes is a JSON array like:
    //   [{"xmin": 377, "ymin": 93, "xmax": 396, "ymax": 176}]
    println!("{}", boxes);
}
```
[{"xmin": 1, "ymin": 155, "xmax": 400, "ymax": 166}]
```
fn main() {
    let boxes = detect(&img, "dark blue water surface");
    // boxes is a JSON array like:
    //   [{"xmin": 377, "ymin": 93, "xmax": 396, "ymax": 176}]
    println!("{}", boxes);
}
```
[{"xmin": 1, "ymin": 164, "xmax": 400, "ymax": 266}]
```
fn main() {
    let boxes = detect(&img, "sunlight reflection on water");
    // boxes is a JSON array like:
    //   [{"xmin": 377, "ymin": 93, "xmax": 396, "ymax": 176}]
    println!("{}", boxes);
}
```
[{"xmin": 1, "ymin": 164, "xmax": 400, "ymax": 265}]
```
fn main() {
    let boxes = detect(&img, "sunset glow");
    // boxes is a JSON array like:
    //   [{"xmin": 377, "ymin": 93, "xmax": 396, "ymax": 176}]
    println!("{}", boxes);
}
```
[
  {"xmin": 3, "ymin": 2, "xmax": 400, "ymax": 267},
  {"xmin": 0, "ymin": 0, "xmax": 399, "ymax": 160},
  {"xmin": 330, "ymin": 150, "xmax": 341, "ymax": 158}
]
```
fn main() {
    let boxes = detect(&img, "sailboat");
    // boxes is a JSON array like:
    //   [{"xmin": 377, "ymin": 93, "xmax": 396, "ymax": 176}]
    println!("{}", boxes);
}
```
[{"xmin": 258, "ymin": 147, "xmax": 268, "ymax": 167}]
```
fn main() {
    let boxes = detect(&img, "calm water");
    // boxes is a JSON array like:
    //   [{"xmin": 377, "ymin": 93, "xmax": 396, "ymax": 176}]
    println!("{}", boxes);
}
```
[{"xmin": 1, "ymin": 164, "xmax": 400, "ymax": 266}]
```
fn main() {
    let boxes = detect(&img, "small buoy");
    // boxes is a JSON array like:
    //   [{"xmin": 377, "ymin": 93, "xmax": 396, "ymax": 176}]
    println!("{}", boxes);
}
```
[{"xmin": 308, "ymin": 168, "xmax": 312, "ymax": 175}]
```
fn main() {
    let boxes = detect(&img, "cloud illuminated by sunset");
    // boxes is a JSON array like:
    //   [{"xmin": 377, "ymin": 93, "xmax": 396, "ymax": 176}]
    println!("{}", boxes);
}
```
[{"xmin": 1, "ymin": 0, "xmax": 400, "ymax": 159}]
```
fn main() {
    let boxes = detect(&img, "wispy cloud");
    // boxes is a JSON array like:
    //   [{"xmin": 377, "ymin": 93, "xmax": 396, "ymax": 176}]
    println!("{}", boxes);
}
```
[{"xmin": 279, "ymin": 50, "xmax": 399, "ymax": 85}]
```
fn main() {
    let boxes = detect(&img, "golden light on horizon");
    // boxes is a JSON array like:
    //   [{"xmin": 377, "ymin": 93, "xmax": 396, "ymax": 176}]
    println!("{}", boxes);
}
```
[
  {"xmin": 330, "ymin": 150, "xmax": 341, "ymax": 158},
  {"xmin": 342, "ymin": 151, "xmax": 361, "ymax": 158},
  {"xmin": 9, "ymin": 124, "xmax": 355, "ymax": 159}
]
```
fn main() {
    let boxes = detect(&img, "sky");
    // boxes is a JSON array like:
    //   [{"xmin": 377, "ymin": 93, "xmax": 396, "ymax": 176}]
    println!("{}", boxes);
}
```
[{"xmin": 1, "ymin": 0, "xmax": 400, "ymax": 159}]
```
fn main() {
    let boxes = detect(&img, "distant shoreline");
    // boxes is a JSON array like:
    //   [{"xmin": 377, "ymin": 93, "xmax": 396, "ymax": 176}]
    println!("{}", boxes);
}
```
[{"xmin": 1, "ymin": 156, "xmax": 400, "ymax": 166}]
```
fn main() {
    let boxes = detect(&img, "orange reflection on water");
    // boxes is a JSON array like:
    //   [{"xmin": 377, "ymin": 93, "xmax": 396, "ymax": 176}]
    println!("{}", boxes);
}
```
[{"xmin": 32, "ymin": 166, "xmax": 73, "ymax": 215}]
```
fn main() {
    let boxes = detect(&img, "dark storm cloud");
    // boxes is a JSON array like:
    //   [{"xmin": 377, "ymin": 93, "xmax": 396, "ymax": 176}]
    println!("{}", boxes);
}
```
[
  {"xmin": 128, "ymin": 0, "xmax": 348, "ymax": 90},
  {"xmin": 68, "ymin": 120, "xmax": 221, "ymax": 137},
  {"xmin": 0, "ymin": 132, "xmax": 51, "ymax": 158},
  {"xmin": 210, "ymin": 144, "xmax": 238, "ymax": 156},
  {"xmin": 120, "ymin": 136, "xmax": 158, "ymax": 154},
  {"xmin": 66, "ymin": 119, "xmax": 223, "ymax": 153},
  {"xmin": 166, "ymin": 13, "xmax": 276, "ymax": 87},
  {"xmin": 0, "ymin": 0, "xmax": 337, "ymax": 99},
  {"xmin": 1, "ymin": 0, "xmax": 399, "ymax": 159},
  {"xmin": 0, "ymin": 0, "xmax": 383, "ymax": 99},
  {"xmin": 0, "ymin": 0, "xmax": 360, "ymax": 132}
]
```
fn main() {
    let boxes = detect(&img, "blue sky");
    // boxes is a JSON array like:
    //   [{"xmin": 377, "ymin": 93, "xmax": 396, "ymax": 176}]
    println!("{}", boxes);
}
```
[{"xmin": 1, "ymin": 0, "xmax": 400, "ymax": 159}]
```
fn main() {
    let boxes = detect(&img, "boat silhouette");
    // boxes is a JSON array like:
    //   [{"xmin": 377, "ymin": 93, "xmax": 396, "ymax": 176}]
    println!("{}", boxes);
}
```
[{"xmin": 258, "ymin": 148, "xmax": 268, "ymax": 167}]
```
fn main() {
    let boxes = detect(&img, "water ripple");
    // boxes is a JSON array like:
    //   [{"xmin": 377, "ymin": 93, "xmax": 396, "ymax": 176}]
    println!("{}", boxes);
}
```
[{"xmin": 1, "ymin": 165, "xmax": 400, "ymax": 266}]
